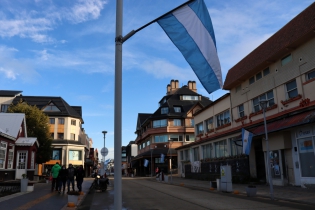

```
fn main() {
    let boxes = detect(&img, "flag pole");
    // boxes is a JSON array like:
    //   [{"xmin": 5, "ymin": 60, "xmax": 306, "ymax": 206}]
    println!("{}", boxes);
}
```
[
  {"xmin": 115, "ymin": 0, "xmax": 123, "ymax": 209},
  {"xmin": 122, "ymin": 0, "xmax": 195, "ymax": 43}
]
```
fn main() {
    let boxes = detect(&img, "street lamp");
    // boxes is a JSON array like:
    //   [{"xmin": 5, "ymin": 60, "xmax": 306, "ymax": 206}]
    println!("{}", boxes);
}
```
[
  {"xmin": 102, "ymin": 131, "xmax": 107, "ymax": 175},
  {"xmin": 168, "ymin": 139, "xmax": 173, "ymax": 184},
  {"xmin": 260, "ymin": 99, "xmax": 274, "ymax": 200}
]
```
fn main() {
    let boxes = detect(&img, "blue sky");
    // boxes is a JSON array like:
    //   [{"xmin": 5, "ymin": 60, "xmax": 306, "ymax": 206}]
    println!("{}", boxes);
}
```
[{"xmin": 0, "ymin": 0, "xmax": 313, "ymax": 160}]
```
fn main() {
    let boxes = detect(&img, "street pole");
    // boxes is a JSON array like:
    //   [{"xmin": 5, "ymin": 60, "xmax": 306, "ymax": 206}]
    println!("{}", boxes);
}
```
[
  {"xmin": 151, "ymin": 148, "xmax": 153, "ymax": 177},
  {"xmin": 260, "ymin": 99, "xmax": 274, "ymax": 200},
  {"xmin": 102, "ymin": 131, "xmax": 107, "ymax": 175},
  {"xmin": 168, "ymin": 139, "xmax": 173, "ymax": 184}
]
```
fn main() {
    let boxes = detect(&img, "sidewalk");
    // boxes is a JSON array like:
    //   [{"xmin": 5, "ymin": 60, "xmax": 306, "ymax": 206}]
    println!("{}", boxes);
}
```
[{"xmin": 157, "ymin": 175, "xmax": 315, "ymax": 206}]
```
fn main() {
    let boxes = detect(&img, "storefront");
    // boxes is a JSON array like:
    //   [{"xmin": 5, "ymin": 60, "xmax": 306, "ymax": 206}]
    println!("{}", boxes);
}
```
[{"xmin": 292, "ymin": 125, "xmax": 315, "ymax": 186}]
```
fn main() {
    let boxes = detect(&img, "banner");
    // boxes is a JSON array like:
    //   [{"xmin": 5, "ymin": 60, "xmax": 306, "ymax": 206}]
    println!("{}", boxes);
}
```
[
  {"xmin": 242, "ymin": 128, "xmax": 254, "ymax": 155},
  {"xmin": 144, "ymin": 159, "xmax": 149, "ymax": 167}
]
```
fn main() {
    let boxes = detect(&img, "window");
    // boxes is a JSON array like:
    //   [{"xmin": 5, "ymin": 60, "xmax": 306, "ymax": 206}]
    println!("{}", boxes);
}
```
[
  {"xmin": 202, "ymin": 144, "xmax": 211, "ymax": 159},
  {"xmin": 263, "ymin": 67, "xmax": 270, "ymax": 76},
  {"xmin": 185, "ymin": 134, "xmax": 195, "ymax": 142},
  {"xmin": 52, "ymin": 150, "xmax": 60, "ymax": 160},
  {"xmin": 146, "ymin": 140, "xmax": 150, "ymax": 146},
  {"xmin": 184, "ymin": 149, "xmax": 189, "ymax": 160},
  {"xmin": 58, "ymin": 118, "xmax": 65, "ymax": 124},
  {"xmin": 173, "ymin": 119, "xmax": 181, "ymax": 126},
  {"xmin": 70, "ymin": 133, "xmax": 75, "ymax": 140},
  {"xmin": 214, "ymin": 140, "xmax": 227, "ymax": 158},
  {"xmin": 182, "ymin": 95, "xmax": 199, "ymax": 100},
  {"xmin": 7, "ymin": 149, "xmax": 14, "ymax": 169},
  {"xmin": 306, "ymin": 70, "xmax": 315, "ymax": 81},
  {"xmin": 161, "ymin": 107, "xmax": 169, "ymax": 114},
  {"xmin": 249, "ymin": 77, "xmax": 255, "ymax": 85},
  {"xmin": 169, "ymin": 134, "xmax": 183, "ymax": 141},
  {"xmin": 192, "ymin": 147, "xmax": 199, "ymax": 161},
  {"xmin": 174, "ymin": 107, "xmax": 181, "ymax": 113},
  {"xmin": 281, "ymin": 54, "xmax": 292, "ymax": 66},
  {"xmin": 1, "ymin": 104, "xmax": 9, "ymax": 113},
  {"xmin": 69, "ymin": 150, "xmax": 82, "ymax": 161},
  {"xmin": 230, "ymin": 138, "xmax": 242, "ymax": 156},
  {"xmin": 71, "ymin": 120, "xmax": 76, "ymax": 126},
  {"xmin": 180, "ymin": 151, "xmax": 184, "ymax": 160},
  {"xmin": 216, "ymin": 110, "xmax": 230, "ymax": 127},
  {"xmin": 285, "ymin": 80, "xmax": 298, "ymax": 99},
  {"xmin": 189, "ymin": 119, "xmax": 194, "ymax": 127},
  {"xmin": 238, "ymin": 104, "xmax": 244, "ymax": 118},
  {"xmin": 51, "ymin": 133, "xmax": 54, "ymax": 138},
  {"xmin": 138, "ymin": 145, "xmax": 141, "ymax": 150},
  {"xmin": 196, "ymin": 123, "xmax": 204, "ymax": 135},
  {"xmin": 235, "ymin": 85, "xmax": 241, "ymax": 93},
  {"xmin": 49, "ymin": 118, "xmax": 55, "ymax": 124},
  {"xmin": 154, "ymin": 135, "xmax": 168, "ymax": 143},
  {"xmin": 153, "ymin": 119, "xmax": 167, "ymax": 128},
  {"xmin": 0, "ymin": 142, "xmax": 7, "ymax": 169},
  {"xmin": 256, "ymin": 72, "xmax": 262, "ymax": 81},
  {"xmin": 252, "ymin": 90, "xmax": 274, "ymax": 112},
  {"xmin": 43, "ymin": 102, "xmax": 60, "ymax": 112},
  {"xmin": 205, "ymin": 117, "xmax": 213, "ymax": 132},
  {"xmin": 142, "ymin": 142, "xmax": 145, "ymax": 148},
  {"xmin": 31, "ymin": 151, "xmax": 35, "ymax": 169},
  {"xmin": 57, "ymin": 133, "xmax": 64, "ymax": 140}
]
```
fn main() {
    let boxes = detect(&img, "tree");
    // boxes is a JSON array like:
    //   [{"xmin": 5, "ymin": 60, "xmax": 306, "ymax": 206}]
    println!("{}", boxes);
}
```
[{"xmin": 8, "ymin": 101, "xmax": 52, "ymax": 164}]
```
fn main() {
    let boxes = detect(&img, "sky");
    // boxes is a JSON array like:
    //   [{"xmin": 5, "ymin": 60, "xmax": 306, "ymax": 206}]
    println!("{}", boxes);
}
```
[{"xmin": 0, "ymin": 0, "xmax": 313, "ymax": 160}]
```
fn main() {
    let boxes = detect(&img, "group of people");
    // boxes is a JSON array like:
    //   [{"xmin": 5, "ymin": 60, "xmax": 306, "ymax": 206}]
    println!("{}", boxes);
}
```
[{"xmin": 50, "ymin": 162, "xmax": 85, "ymax": 193}]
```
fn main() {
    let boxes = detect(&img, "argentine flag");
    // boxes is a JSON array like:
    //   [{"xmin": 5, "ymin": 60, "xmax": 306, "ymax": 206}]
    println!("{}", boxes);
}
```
[
  {"xmin": 242, "ymin": 128, "xmax": 254, "ymax": 155},
  {"xmin": 157, "ymin": 0, "xmax": 222, "ymax": 94},
  {"xmin": 144, "ymin": 159, "xmax": 149, "ymax": 167}
]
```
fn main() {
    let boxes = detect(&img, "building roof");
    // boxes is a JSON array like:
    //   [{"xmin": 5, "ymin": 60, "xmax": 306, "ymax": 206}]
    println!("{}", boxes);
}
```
[
  {"xmin": 12, "ymin": 96, "xmax": 84, "ymax": 123},
  {"xmin": 0, "ymin": 113, "xmax": 26, "ymax": 139},
  {"xmin": 0, "ymin": 90, "xmax": 22, "ymax": 97},
  {"xmin": 16, "ymin": 137, "xmax": 39, "ymax": 147},
  {"xmin": 223, "ymin": 2, "xmax": 315, "ymax": 90}
]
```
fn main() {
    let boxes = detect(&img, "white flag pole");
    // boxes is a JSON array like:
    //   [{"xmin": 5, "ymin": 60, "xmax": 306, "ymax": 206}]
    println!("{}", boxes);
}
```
[{"xmin": 115, "ymin": 0, "xmax": 123, "ymax": 209}]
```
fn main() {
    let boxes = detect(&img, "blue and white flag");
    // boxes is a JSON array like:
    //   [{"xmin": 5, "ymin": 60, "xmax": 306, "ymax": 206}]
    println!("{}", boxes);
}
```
[
  {"xmin": 160, "ymin": 153, "xmax": 165, "ymax": 162},
  {"xmin": 144, "ymin": 159, "xmax": 149, "ymax": 167},
  {"xmin": 157, "ymin": 0, "xmax": 222, "ymax": 94},
  {"xmin": 242, "ymin": 128, "xmax": 254, "ymax": 155}
]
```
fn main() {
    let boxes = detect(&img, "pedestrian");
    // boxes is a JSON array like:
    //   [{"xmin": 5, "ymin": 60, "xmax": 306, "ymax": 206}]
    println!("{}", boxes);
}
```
[
  {"xmin": 155, "ymin": 167, "xmax": 159, "ymax": 177},
  {"xmin": 67, "ymin": 164, "xmax": 76, "ymax": 192},
  {"xmin": 51, "ymin": 162, "xmax": 61, "ymax": 192},
  {"xmin": 76, "ymin": 165, "xmax": 85, "ymax": 192},
  {"xmin": 58, "ymin": 165, "xmax": 67, "ymax": 194}
]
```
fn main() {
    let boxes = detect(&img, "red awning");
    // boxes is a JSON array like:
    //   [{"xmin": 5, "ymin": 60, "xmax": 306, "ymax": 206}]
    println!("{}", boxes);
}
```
[{"xmin": 250, "ymin": 110, "xmax": 315, "ymax": 136}]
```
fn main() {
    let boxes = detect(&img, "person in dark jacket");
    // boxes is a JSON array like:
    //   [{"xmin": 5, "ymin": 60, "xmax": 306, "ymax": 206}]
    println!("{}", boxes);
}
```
[
  {"xmin": 76, "ymin": 165, "xmax": 85, "ymax": 192},
  {"xmin": 58, "ymin": 165, "xmax": 67, "ymax": 193},
  {"xmin": 67, "ymin": 164, "xmax": 76, "ymax": 192},
  {"xmin": 51, "ymin": 162, "xmax": 61, "ymax": 192}
]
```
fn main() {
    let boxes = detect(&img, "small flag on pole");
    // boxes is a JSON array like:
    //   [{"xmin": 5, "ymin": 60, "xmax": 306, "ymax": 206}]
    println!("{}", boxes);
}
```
[
  {"xmin": 144, "ymin": 159, "xmax": 149, "ymax": 167},
  {"xmin": 242, "ymin": 128, "xmax": 253, "ymax": 155},
  {"xmin": 161, "ymin": 153, "xmax": 165, "ymax": 162},
  {"xmin": 157, "ymin": 0, "xmax": 222, "ymax": 94}
]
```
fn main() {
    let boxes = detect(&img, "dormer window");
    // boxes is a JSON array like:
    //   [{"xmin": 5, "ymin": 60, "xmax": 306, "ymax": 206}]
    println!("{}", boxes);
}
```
[
  {"xmin": 182, "ymin": 95, "xmax": 199, "ymax": 101},
  {"xmin": 281, "ymin": 54, "xmax": 292, "ymax": 66},
  {"xmin": 174, "ymin": 107, "xmax": 181, "ymax": 113},
  {"xmin": 161, "ymin": 107, "xmax": 169, "ymax": 114},
  {"xmin": 43, "ymin": 102, "xmax": 60, "ymax": 112}
]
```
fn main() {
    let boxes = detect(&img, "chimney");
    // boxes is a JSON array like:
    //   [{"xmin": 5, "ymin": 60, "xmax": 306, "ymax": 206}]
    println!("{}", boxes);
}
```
[
  {"xmin": 175, "ymin": 80, "xmax": 179, "ymax": 88},
  {"xmin": 167, "ymin": 84, "xmax": 171, "ymax": 95},
  {"xmin": 188, "ymin": 81, "xmax": 192, "ymax": 90},
  {"xmin": 192, "ymin": 81, "xmax": 197, "ymax": 92}
]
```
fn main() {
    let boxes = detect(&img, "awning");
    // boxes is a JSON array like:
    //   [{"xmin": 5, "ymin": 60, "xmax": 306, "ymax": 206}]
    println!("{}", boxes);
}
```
[{"xmin": 250, "ymin": 110, "xmax": 315, "ymax": 136}]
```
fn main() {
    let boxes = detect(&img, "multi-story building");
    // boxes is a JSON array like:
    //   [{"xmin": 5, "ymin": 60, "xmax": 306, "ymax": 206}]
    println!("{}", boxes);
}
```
[
  {"xmin": 11, "ymin": 95, "xmax": 86, "ymax": 175},
  {"xmin": 0, "ymin": 90, "xmax": 22, "ymax": 113},
  {"xmin": 132, "ymin": 80, "xmax": 212, "ymax": 176},
  {"xmin": 176, "ymin": 2, "xmax": 315, "ymax": 186},
  {"xmin": 125, "ymin": 141, "xmax": 137, "ymax": 176}
]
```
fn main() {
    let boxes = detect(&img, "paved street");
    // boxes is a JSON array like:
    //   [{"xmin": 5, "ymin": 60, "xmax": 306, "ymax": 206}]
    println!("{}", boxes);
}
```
[{"xmin": 1, "ymin": 176, "xmax": 315, "ymax": 210}]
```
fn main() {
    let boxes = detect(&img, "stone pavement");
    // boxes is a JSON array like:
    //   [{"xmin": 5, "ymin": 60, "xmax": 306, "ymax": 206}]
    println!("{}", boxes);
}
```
[{"xmin": 158, "ymin": 174, "xmax": 315, "ymax": 206}]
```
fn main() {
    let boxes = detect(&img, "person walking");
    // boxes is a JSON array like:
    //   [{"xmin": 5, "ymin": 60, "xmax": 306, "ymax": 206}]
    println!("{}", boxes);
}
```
[
  {"xmin": 155, "ymin": 167, "xmax": 160, "ymax": 177},
  {"xmin": 67, "ymin": 164, "xmax": 76, "ymax": 192},
  {"xmin": 58, "ymin": 165, "xmax": 67, "ymax": 194},
  {"xmin": 76, "ymin": 165, "xmax": 85, "ymax": 192},
  {"xmin": 51, "ymin": 162, "xmax": 61, "ymax": 192}
]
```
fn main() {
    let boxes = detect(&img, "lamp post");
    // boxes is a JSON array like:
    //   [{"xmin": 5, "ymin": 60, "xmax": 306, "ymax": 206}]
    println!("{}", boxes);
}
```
[
  {"xmin": 168, "ymin": 139, "xmax": 173, "ymax": 184},
  {"xmin": 102, "ymin": 131, "xmax": 107, "ymax": 175},
  {"xmin": 259, "ymin": 99, "xmax": 274, "ymax": 200}
]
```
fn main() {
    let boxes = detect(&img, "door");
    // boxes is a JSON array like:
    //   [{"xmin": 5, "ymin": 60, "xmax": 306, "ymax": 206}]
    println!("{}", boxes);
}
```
[{"xmin": 15, "ymin": 151, "xmax": 28, "ymax": 179}]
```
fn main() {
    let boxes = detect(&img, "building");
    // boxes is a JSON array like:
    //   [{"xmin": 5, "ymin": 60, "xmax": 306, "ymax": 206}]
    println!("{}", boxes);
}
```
[
  {"xmin": 132, "ymin": 80, "xmax": 212, "ymax": 176},
  {"xmin": 0, "ymin": 113, "xmax": 39, "ymax": 180},
  {"xmin": 176, "ymin": 2, "xmax": 315, "ymax": 186},
  {"xmin": 11, "ymin": 95, "xmax": 86, "ymax": 175}
]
